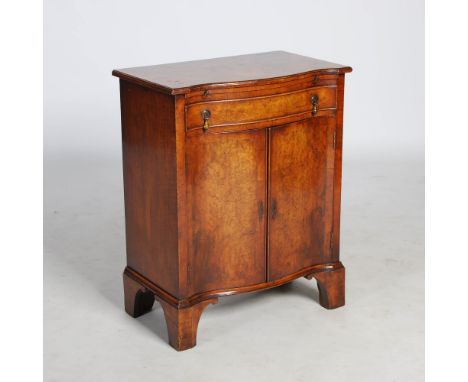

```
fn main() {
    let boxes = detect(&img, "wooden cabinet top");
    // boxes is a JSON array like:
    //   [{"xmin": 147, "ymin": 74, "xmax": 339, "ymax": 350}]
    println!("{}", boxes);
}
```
[{"xmin": 112, "ymin": 51, "xmax": 352, "ymax": 95}]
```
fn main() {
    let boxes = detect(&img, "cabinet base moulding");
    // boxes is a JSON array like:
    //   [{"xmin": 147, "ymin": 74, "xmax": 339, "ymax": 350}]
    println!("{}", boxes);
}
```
[{"xmin": 123, "ymin": 262, "xmax": 345, "ymax": 351}]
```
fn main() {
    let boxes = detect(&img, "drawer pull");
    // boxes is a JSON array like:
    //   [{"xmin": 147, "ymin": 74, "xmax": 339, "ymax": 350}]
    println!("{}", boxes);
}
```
[
  {"xmin": 201, "ymin": 109, "xmax": 211, "ymax": 131},
  {"xmin": 311, "ymin": 95, "xmax": 319, "ymax": 116}
]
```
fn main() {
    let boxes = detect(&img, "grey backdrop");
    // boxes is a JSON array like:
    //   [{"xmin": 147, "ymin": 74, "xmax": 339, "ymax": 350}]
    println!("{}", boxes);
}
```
[
  {"xmin": 45, "ymin": 0, "xmax": 423, "ymax": 158},
  {"xmin": 44, "ymin": 1, "xmax": 424, "ymax": 381}
]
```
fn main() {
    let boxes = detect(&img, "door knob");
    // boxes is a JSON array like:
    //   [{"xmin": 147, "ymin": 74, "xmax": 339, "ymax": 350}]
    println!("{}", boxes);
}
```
[{"xmin": 271, "ymin": 199, "xmax": 278, "ymax": 219}]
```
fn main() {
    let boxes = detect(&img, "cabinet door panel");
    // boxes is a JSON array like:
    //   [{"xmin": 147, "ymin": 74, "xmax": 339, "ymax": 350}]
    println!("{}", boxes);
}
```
[
  {"xmin": 186, "ymin": 130, "xmax": 267, "ymax": 293},
  {"xmin": 268, "ymin": 118, "xmax": 335, "ymax": 281}
]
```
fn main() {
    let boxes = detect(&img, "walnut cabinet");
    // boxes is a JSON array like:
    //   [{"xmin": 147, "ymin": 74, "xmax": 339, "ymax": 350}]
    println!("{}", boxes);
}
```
[{"xmin": 113, "ymin": 51, "xmax": 352, "ymax": 351}]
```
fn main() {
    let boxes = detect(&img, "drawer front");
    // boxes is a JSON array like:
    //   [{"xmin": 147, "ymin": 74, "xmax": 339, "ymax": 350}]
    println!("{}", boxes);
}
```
[{"xmin": 185, "ymin": 86, "xmax": 336, "ymax": 132}]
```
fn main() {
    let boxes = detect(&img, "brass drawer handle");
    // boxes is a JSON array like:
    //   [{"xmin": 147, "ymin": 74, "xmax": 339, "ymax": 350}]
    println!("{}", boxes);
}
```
[
  {"xmin": 311, "ymin": 95, "xmax": 319, "ymax": 116},
  {"xmin": 201, "ymin": 109, "xmax": 211, "ymax": 131}
]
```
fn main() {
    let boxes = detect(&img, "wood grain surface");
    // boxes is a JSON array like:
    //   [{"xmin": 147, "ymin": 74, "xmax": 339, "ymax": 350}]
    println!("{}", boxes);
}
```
[{"xmin": 113, "ymin": 51, "xmax": 351, "ymax": 94}]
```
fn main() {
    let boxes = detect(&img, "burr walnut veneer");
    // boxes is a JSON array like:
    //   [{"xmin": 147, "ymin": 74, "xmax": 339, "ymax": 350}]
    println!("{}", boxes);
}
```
[{"xmin": 113, "ymin": 51, "xmax": 352, "ymax": 351}]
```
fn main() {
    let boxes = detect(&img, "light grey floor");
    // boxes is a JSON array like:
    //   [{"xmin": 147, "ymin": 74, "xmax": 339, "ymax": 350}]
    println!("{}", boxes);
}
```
[{"xmin": 44, "ymin": 152, "xmax": 424, "ymax": 382}]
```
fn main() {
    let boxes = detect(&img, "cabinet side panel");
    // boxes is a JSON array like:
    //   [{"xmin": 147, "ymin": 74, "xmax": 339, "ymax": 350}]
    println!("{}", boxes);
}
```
[
  {"xmin": 331, "ymin": 74, "xmax": 346, "ymax": 261},
  {"xmin": 119, "ymin": 80, "xmax": 179, "ymax": 296}
]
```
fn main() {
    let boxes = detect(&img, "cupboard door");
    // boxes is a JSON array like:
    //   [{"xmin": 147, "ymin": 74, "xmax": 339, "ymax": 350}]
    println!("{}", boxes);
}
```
[
  {"xmin": 186, "ymin": 130, "xmax": 267, "ymax": 293},
  {"xmin": 268, "ymin": 118, "xmax": 335, "ymax": 281}
]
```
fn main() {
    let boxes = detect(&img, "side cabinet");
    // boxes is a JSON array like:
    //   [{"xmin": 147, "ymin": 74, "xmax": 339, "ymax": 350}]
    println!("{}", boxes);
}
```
[{"xmin": 113, "ymin": 51, "xmax": 352, "ymax": 351}]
